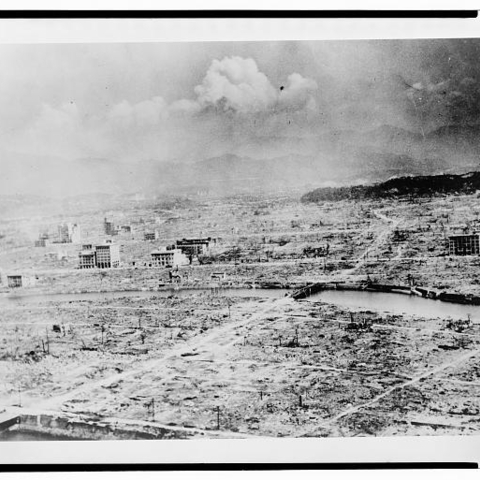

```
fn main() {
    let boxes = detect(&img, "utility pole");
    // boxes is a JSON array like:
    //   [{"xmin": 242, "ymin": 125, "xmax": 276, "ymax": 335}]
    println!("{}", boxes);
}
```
[{"xmin": 216, "ymin": 406, "xmax": 221, "ymax": 430}]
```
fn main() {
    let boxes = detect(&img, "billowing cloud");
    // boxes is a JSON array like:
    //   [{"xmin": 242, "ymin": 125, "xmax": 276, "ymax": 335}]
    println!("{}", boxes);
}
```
[
  {"xmin": 107, "ymin": 96, "xmax": 168, "ymax": 128},
  {"xmin": 168, "ymin": 98, "xmax": 202, "ymax": 116},
  {"xmin": 277, "ymin": 72, "xmax": 318, "ymax": 111},
  {"xmin": 194, "ymin": 56, "xmax": 317, "ymax": 114},
  {"xmin": 8, "ymin": 55, "xmax": 319, "ymax": 160},
  {"xmin": 194, "ymin": 56, "xmax": 278, "ymax": 113}
]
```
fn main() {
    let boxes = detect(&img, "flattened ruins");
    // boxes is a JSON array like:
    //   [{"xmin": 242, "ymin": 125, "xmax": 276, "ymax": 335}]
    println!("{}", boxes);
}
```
[{"xmin": 1, "ymin": 191, "xmax": 480, "ymax": 439}]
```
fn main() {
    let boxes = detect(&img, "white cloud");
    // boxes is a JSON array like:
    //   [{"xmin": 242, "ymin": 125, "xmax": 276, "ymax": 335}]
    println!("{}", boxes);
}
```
[
  {"xmin": 168, "ymin": 98, "xmax": 201, "ymax": 116},
  {"xmin": 107, "ymin": 96, "xmax": 168, "ymax": 128},
  {"xmin": 8, "ymin": 56, "xmax": 319, "ymax": 160},
  {"xmin": 278, "ymin": 73, "xmax": 318, "ymax": 110},
  {"xmin": 193, "ymin": 56, "xmax": 317, "ymax": 115},
  {"xmin": 194, "ymin": 56, "xmax": 274, "ymax": 113}
]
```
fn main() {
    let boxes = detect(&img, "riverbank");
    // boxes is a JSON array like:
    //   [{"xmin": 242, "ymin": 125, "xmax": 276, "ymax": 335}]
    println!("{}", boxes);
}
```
[
  {"xmin": 292, "ymin": 280, "xmax": 480, "ymax": 309},
  {"xmin": 1, "ymin": 288, "xmax": 480, "ymax": 438}
]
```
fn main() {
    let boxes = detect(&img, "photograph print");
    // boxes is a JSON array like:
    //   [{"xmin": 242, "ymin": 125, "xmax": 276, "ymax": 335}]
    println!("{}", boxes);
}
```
[{"xmin": 1, "ymin": 36, "xmax": 480, "ymax": 441}]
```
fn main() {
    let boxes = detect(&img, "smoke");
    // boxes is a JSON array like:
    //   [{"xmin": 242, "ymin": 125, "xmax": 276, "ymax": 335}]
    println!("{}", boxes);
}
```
[
  {"xmin": 194, "ymin": 56, "xmax": 317, "ymax": 114},
  {"xmin": 107, "ymin": 96, "xmax": 168, "ymax": 128},
  {"xmin": 7, "ymin": 55, "xmax": 318, "ymax": 160},
  {"xmin": 4, "ymin": 40, "xmax": 480, "ymax": 170},
  {"xmin": 195, "ymin": 56, "xmax": 277, "ymax": 113}
]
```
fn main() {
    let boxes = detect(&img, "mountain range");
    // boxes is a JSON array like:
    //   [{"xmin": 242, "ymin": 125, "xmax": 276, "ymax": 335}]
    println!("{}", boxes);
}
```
[{"xmin": 2, "ymin": 123, "xmax": 480, "ymax": 198}]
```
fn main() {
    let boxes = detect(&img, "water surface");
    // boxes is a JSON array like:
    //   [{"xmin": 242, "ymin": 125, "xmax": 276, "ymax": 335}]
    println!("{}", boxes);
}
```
[{"xmin": 310, "ymin": 289, "xmax": 480, "ymax": 322}]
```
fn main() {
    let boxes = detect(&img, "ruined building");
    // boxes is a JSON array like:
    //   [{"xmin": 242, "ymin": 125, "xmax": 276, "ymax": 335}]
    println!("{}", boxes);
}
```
[
  {"xmin": 151, "ymin": 248, "xmax": 189, "ymax": 268},
  {"xmin": 176, "ymin": 237, "xmax": 212, "ymax": 257},
  {"xmin": 104, "ymin": 218, "xmax": 117, "ymax": 236},
  {"xmin": 144, "ymin": 231, "xmax": 158, "ymax": 241},
  {"xmin": 7, "ymin": 275, "xmax": 22, "ymax": 288},
  {"xmin": 448, "ymin": 234, "xmax": 480, "ymax": 256},
  {"xmin": 78, "ymin": 241, "xmax": 120, "ymax": 269},
  {"xmin": 96, "ymin": 242, "xmax": 120, "ymax": 268},
  {"xmin": 34, "ymin": 233, "xmax": 50, "ymax": 247},
  {"xmin": 58, "ymin": 223, "xmax": 81, "ymax": 244},
  {"xmin": 78, "ymin": 244, "xmax": 96, "ymax": 269},
  {"xmin": 6, "ymin": 274, "xmax": 36, "ymax": 288}
]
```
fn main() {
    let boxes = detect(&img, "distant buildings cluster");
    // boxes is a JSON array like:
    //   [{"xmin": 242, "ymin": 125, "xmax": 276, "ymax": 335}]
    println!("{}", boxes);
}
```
[
  {"xmin": 35, "ymin": 222, "xmax": 81, "ymax": 247},
  {"xmin": 77, "ymin": 232, "xmax": 213, "ymax": 270},
  {"xmin": 147, "ymin": 238, "xmax": 213, "ymax": 269},
  {"xmin": 9, "ymin": 215, "xmax": 215, "ymax": 285}
]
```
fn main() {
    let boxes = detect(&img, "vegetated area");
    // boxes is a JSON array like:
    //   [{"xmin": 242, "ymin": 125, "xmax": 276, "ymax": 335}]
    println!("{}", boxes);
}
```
[
  {"xmin": 1, "ymin": 183, "xmax": 480, "ymax": 439},
  {"xmin": 301, "ymin": 171, "xmax": 480, "ymax": 203}
]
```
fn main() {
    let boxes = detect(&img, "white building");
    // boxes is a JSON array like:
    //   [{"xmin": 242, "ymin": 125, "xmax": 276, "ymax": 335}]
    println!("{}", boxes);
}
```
[
  {"xmin": 95, "ymin": 241, "xmax": 120, "ymax": 269},
  {"xmin": 151, "ymin": 248, "xmax": 189, "ymax": 268},
  {"xmin": 78, "ymin": 241, "xmax": 120, "ymax": 269}
]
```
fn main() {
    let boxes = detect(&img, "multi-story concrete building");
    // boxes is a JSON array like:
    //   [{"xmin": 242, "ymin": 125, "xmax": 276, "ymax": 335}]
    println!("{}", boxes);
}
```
[
  {"xmin": 448, "ymin": 234, "xmax": 480, "ymax": 256},
  {"xmin": 95, "ymin": 241, "xmax": 120, "ymax": 268},
  {"xmin": 78, "ymin": 241, "xmax": 120, "ymax": 269},
  {"xmin": 151, "ymin": 248, "xmax": 189, "ymax": 268},
  {"xmin": 176, "ymin": 237, "xmax": 212, "ymax": 257},
  {"xmin": 78, "ymin": 247, "xmax": 96, "ymax": 269}
]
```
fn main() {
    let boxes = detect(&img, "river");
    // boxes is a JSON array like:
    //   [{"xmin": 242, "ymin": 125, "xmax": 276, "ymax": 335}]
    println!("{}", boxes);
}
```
[
  {"xmin": 1, "ymin": 287, "xmax": 479, "ymax": 322},
  {"xmin": 0, "ymin": 287, "xmax": 286, "ymax": 305},
  {"xmin": 309, "ymin": 289, "xmax": 480, "ymax": 322}
]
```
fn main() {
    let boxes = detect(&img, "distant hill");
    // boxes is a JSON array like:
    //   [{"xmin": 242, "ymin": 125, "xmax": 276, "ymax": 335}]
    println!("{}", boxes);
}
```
[
  {"xmin": 301, "ymin": 171, "xmax": 480, "ymax": 203},
  {"xmin": 3, "ymin": 122, "xmax": 480, "ymax": 198}
]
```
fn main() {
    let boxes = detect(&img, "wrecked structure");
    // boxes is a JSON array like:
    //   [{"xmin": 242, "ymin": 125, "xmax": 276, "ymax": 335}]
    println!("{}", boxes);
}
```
[
  {"xmin": 144, "ymin": 231, "xmax": 158, "ymax": 241},
  {"xmin": 34, "ymin": 233, "xmax": 50, "ymax": 247},
  {"xmin": 57, "ymin": 222, "xmax": 81, "ymax": 244},
  {"xmin": 6, "ymin": 275, "xmax": 22, "ymax": 288},
  {"xmin": 176, "ymin": 237, "xmax": 212, "ymax": 257},
  {"xmin": 303, "ymin": 244, "xmax": 330, "ymax": 258},
  {"xmin": 78, "ymin": 241, "xmax": 121, "ymax": 269},
  {"xmin": 104, "ymin": 218, "xmax": 117, "ymax": 236},
  {"xmin": 448, "ymin": 233, "xmax": 480, "ymax": 256},
  {"xmin": 6, "ymin": 274, "xmax": 35, "ymax": 288},
  {"xmin": 151, "ymin": 248, "xmax": 189, "ymax": 268}
]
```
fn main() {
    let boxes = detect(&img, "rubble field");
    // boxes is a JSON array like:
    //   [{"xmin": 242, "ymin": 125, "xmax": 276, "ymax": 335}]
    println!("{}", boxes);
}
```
[
  {"xmin": 1, "ymin": 292, "xmax": 480, "ymax": 438},
  {"xmin": 2, "ymin": 191, "xmax": 480, "ymax": 438}
]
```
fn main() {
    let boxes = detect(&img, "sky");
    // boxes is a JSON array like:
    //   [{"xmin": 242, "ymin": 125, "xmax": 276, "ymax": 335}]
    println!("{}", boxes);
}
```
[{"xmin": 0, "ymin": 38, "xmax": 479, "ymax": 163}]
